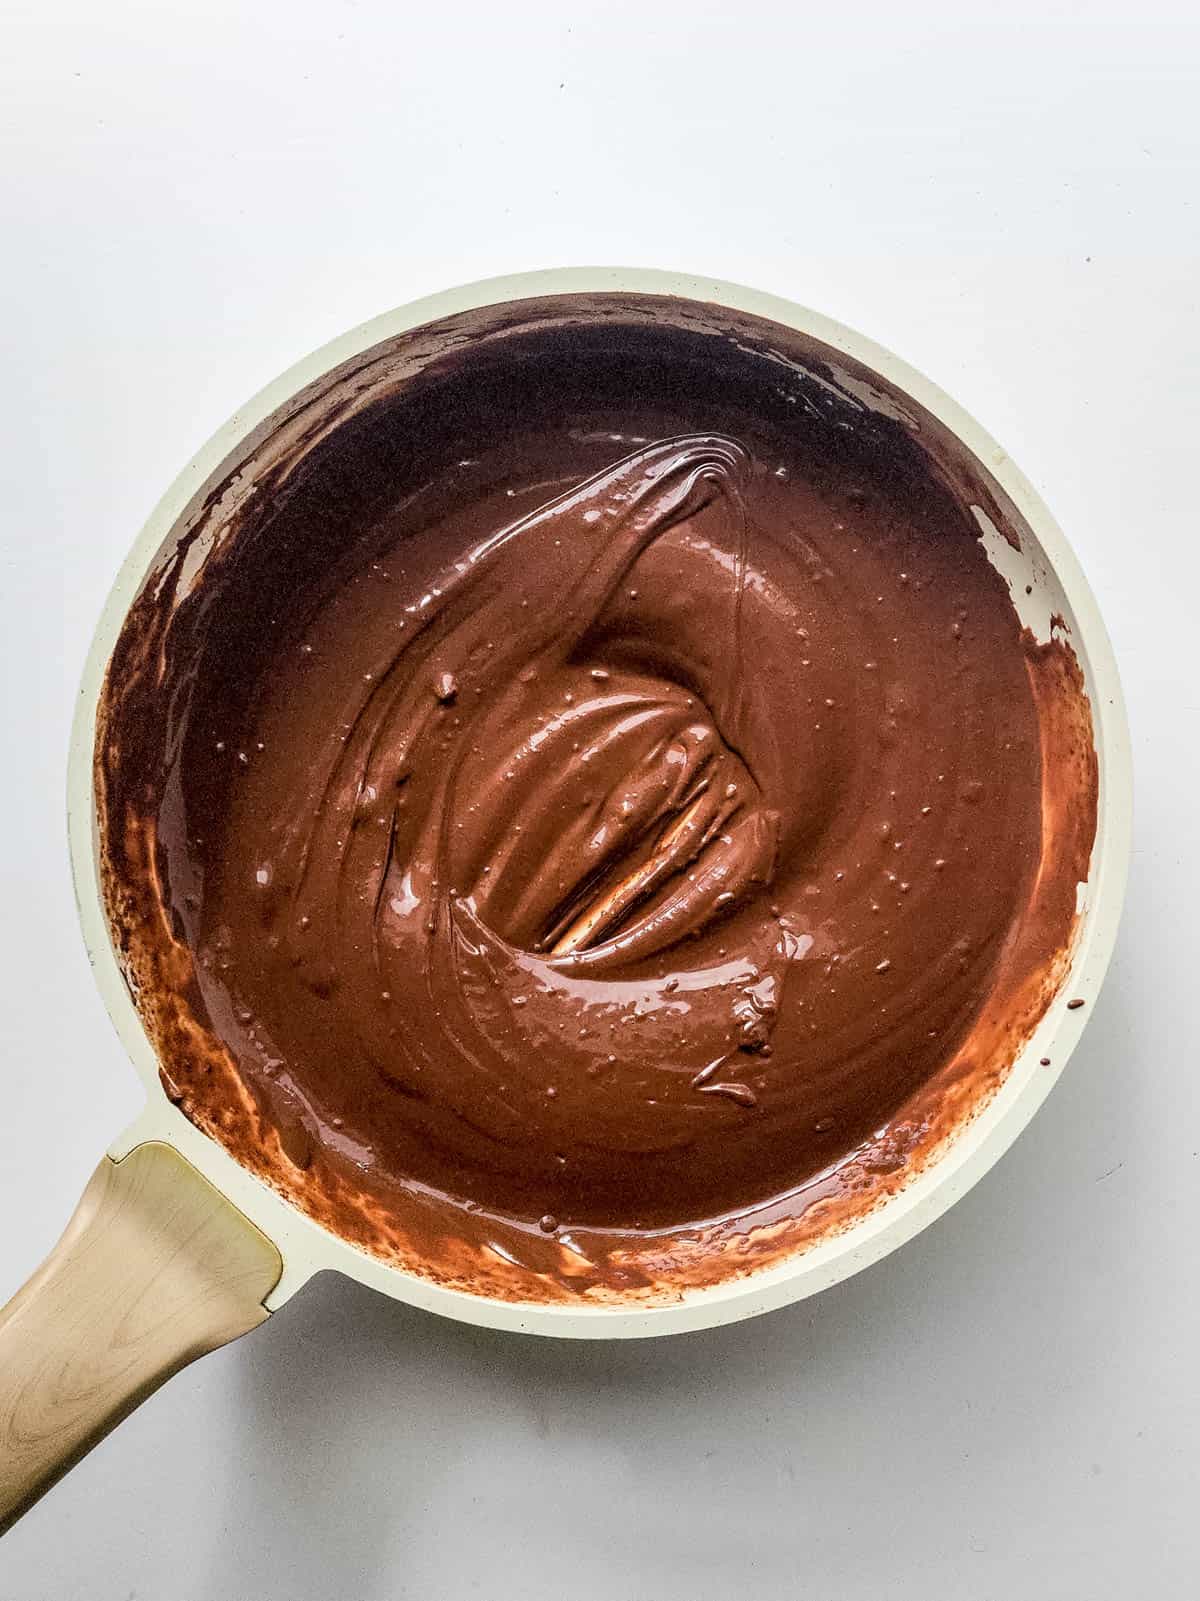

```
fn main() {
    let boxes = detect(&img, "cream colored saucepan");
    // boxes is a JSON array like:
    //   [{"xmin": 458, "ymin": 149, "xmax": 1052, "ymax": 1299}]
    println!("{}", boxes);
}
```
[{"xmin": 0, "ymin": 269, "xmax": 1131, "ymax": 1533}]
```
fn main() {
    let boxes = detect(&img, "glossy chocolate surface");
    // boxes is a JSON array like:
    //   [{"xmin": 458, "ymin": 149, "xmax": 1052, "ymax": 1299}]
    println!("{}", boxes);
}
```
[{"xmin": 97, "ymin": 298, "xmax": 1097, "ymax": 1300}]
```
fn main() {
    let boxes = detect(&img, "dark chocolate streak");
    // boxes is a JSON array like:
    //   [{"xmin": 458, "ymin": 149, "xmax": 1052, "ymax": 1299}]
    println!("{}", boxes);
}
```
[{"xmin": 97, "ymin": 303, "xmax": 1096, "ymax": 1300}]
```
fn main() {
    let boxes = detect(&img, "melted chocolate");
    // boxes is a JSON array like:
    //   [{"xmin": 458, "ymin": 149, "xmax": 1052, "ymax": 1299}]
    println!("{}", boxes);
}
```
[{"xmin": 97, "ymin": 297, "xmax": 1097, "ymax": 1301}]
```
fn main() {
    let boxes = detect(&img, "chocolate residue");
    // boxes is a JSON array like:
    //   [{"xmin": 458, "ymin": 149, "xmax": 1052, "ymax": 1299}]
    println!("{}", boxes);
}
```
[{"xmin": 95, "ymin": 294, "xmax": 1099, "ymax": 1303}]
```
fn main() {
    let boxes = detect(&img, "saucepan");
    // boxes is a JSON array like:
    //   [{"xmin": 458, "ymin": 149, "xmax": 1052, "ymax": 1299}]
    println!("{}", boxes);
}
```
[{"xmin": 0, "ymin": 267, "xmax": 1131, "ymax": 1533}]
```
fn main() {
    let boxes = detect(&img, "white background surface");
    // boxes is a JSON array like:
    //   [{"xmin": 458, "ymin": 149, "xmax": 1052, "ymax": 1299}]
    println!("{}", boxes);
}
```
[{"xmin": 2, "ymin": 2, "xmax": 1198, "ymax": 1596}]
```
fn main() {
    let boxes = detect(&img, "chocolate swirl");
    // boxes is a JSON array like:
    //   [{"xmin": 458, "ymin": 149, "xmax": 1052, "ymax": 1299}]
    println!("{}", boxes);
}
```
[{"xmin": 225, "ymin": 437, "xmax": 811, "ymax": 1190}]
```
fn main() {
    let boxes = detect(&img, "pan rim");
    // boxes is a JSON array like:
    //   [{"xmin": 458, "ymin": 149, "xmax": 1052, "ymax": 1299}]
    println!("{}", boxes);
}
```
[{"xmin": 67, "ymin": 266, "xmax": 1132, "ymax": 1337}]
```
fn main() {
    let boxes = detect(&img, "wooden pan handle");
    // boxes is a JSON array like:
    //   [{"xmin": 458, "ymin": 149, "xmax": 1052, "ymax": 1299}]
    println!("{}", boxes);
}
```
[{"xmin": 0, "ymin": 1141, "xmax": 282, "ymax": 1534}]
